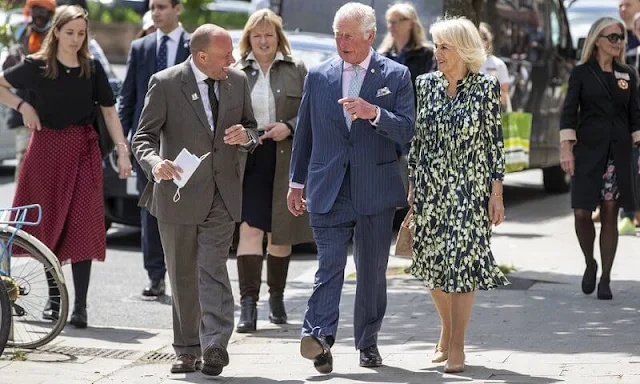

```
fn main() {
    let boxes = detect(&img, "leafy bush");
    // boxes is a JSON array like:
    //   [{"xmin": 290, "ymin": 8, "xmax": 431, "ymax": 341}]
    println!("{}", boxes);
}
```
[{"xmin": 86, "ymin": 1, "xmax": 142, "ymax": 24}]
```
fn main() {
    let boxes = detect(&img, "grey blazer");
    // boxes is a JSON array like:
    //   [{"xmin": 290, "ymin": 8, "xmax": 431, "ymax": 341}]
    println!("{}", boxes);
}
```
[{"xmin": 132, "ymin": 60, "xmax": 259, "ymax": 224}]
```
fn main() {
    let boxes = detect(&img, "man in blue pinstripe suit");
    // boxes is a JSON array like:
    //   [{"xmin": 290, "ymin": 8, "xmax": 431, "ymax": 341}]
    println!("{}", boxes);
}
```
[{"xmin": 287, "ymin": 2, "xmax": 415, "ymax": 374}]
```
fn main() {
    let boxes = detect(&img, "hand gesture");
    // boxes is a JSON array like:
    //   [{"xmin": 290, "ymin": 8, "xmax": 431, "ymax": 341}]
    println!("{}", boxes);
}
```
[
  {"xmin": 152, "ymin": 160, "xmax": 183, "ymax": 181},
  {"xmin": 560, "ymin": 143, "xmax": 575, "ymax": 176},
  {"xmin": 338, "ymin": 97, "xmax": 377, "ymax": 121},
  {"xmin": 488, "ymin": 194, "xmax": 505, "ymax": 226},
  {"xmin": 224, "ymin": 124, "xmax": 250, "ymax": 146},
  {"xmin": 20, "ymin": 102, "xmax": 42, "ymax": 131},
  {"xmin": 116, "ymin": 153, "xmax": 133, "ymax": 179},
  {"xmin": 287, "ymin": 187, "xmax": 306, "ymax": 216},
  {"xmin": 261, "ymin": 122, "xmax": 291, "ymax": 142}
]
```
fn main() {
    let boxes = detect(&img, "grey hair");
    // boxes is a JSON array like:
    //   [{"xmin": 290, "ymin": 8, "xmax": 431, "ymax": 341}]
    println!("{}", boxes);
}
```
[{"xmin": 332, "ymin": 2, "xmax": 377, "ymax": 35}]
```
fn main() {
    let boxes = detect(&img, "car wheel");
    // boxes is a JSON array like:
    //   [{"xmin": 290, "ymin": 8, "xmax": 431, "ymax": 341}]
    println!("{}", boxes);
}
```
[{"xmin": 543, "ymin": 165, "xmax": 570, "ymax": 194}]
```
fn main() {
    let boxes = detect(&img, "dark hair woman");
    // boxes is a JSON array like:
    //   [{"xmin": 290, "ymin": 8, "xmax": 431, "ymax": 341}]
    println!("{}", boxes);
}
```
[{"xmin": 0, "ymin": 5, "xmax": 132, "ymax": 328}]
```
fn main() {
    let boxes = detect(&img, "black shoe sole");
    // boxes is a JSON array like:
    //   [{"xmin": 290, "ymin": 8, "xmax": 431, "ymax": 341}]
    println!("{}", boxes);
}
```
[
  {"xmin": 300, "ymin": 336, "xmax": 333, "ymax": 374},
  {"xmin": 235, "ymin": 322, "xmax": 257, "ymax": 333},
  {"xmin": 170, "ymin": 360, "xmax": 202, "ymax": 374},
  {"xmin": 202, "ymin": 345, "xmax": 228, "ymax": 376},
  {"xmin": 300, "ymin": 336, "xmax": 323, "ymax": 360},
  {"xmin": 269, "ymin": 315, "xmax": 287, "ymax": 325},
  {"xmin": 360, "ymin": 360, "xmax": 383, "ymax": 368}
]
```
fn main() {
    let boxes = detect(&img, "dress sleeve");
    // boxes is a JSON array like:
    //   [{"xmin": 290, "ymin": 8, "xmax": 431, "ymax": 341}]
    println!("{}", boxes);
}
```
[
  {"xmin": 484, "ymin": 76, "xmax": 505, "ymax": 181},
  {"xmin": 408, "ymin": 75, "xmax": 426, "ymax": 171},
  {"xmin": 2, "ymin": 58, "xmax": 42, "ymax": 90},
  {"xmin": 92, "ymin": 60, "xmax": 115, "ymax": 107},
  {"xmin": 559, "ymin": 67, "xmax": 580, "ymax": 142}
]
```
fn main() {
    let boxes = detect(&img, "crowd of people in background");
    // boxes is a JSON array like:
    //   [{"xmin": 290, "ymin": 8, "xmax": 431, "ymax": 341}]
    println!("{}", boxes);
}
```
[{"xmin": 1, "ymin": 0, "xmax": 640, "ymax": 379}]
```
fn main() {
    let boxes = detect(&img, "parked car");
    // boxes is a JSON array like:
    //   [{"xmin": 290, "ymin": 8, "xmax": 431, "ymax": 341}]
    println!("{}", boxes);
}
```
[{"xmin": 103, "ymin": 30, "xmax": 336, "ymax": 229}]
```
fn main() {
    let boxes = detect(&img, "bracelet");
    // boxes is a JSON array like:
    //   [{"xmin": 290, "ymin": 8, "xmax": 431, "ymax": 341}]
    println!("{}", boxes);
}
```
[
  {"xmin": 115, "ymin": 142, "xmax": 129, "ymax": 154},
  {"xmin": 16, "ymin": 100, "xmax": 25, "ymax": 112},
  {"xmin": 491, "ymin": 192, "xmax": 503, "ymax": 198}
]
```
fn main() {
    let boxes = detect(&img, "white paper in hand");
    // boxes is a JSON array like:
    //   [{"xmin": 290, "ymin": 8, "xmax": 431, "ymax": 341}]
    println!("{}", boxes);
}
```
[{"xmin": 171, "ymin": 148, "xmax": 210, "ymax": 202}]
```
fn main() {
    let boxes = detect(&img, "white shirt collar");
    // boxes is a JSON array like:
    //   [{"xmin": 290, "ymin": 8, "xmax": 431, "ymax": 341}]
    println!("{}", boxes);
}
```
[
  {"xmin": 247, "ymin": 51, "xmax": 285, "ymax": 69},
  {"xmin": 157, "ymin": 24, "xmax": 184, "ymax": 44},
  {"xmin": 190, "ymin": 58, "xmax": 209, "ymax": 83},
  {"xmin": 342, "ymin": 48, "xmax": 373, "ymax": 71}
]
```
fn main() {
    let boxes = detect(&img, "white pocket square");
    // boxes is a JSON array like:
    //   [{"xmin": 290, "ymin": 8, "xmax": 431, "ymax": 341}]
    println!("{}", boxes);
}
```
[{"xmin": 376, "ymin": 87, "xmax": 391, "ymax": 97}]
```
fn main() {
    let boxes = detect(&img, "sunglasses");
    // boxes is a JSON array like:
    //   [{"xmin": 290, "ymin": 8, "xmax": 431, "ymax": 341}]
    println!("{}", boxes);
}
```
[{"xmin": 599, "ymin": 33, "xmax": 625, "ymax": 43}]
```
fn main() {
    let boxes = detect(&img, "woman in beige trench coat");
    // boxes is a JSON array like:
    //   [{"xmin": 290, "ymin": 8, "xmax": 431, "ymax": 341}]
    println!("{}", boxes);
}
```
[{"xmin": 233, "ymin": 9, "xmax": 314, "ymax": 333}]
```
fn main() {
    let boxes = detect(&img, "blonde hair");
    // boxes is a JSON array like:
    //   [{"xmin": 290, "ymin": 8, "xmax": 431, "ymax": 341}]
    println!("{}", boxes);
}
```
[
  {"xmin": 430, "ymin": 17, "xmax": 486, "ymax": 73},
  {"xmin": 581, "ymin": 17, "xmax": 627, "ymax": 64},
  {"xmin": 30, "ymin": 5, "xmax": 91, "ymax": 79},
  {"xmin": 239, "ymin": 9, "xmax": 291, "ymax": 60},
  {"xmin": 378, "ymin": 2, "xmax": 430, "ymax": 54},
  {"xmin": 478, "ymin": 22, "xmax": 493, "ymax": 55}
]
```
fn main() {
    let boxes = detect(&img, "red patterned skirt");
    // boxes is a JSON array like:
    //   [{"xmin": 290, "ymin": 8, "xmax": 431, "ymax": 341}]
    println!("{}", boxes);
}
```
[{"xmin": 12, "ymin": 125, "xmax": 106, "ymax": 265}]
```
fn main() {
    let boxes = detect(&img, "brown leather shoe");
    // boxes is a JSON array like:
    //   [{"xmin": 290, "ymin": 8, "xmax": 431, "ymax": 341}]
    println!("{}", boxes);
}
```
[{"xmin": 170, "ymin": 354, "xmax": 202, "ymax": 373}]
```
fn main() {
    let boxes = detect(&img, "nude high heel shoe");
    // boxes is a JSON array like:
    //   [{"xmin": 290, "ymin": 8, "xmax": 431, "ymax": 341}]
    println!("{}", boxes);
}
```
[
  {"xmin": 431, "ymin": 343, "xmax": 449, "ymax": 363},
  {"xmin": 444, "ymin": 353, "xmax": 465, "ymax": 373}
]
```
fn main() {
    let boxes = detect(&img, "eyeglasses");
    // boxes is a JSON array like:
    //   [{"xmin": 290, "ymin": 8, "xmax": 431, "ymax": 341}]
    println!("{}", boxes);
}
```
[{"xmin": 599, "ymin": 33, "xmax": 625, "ymax": 43}]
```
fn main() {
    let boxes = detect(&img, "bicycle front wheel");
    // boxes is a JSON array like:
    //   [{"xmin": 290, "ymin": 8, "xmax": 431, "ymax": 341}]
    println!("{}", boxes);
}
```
[
  {"xmin": 1, "ymin": 231, "xmax": 69, "ymax": 348},
  {"xmin": 0, "ymin": 279, "xmax": 10, "ymax": 355}
]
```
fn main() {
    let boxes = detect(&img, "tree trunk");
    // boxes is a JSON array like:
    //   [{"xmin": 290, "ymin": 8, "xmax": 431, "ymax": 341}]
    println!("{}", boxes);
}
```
[{"xmin": 442, "ymin": 0, "xmax": 483, "ymax": 26}]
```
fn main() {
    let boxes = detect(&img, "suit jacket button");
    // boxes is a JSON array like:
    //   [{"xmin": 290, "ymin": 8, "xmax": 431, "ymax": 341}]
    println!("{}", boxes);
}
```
[
  {"xmin": 214, "ymin": 170, "xmax": 219, "ymax": 175},
  {"xmin": 213, "ymin": 148, "xmax": 218, "ymax": 152}
]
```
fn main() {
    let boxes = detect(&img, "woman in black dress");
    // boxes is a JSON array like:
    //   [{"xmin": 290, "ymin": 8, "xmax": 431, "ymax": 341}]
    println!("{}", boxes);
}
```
[
  {"xmin": 560, "ymin": 17, "xmax": 640, "ymax": 300},
  {"xmin": 0, "ymin": 5, "xmax": 132, "ymax": 326}
]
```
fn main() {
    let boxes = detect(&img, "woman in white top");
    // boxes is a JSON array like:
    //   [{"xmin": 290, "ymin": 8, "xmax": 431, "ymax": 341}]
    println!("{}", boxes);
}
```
[
  {"xmin": 233, "ymin": 9, "xmax": 313, "ymax": 333},
  {"xmin": 479, "ymin": 22, "xmax": 511, "ymax": 111}
]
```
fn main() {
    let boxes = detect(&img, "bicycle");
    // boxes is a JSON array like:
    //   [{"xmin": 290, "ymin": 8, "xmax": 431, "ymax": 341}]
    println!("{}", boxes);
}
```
[{"xmin": 0, "ymin": 204, "xmax": 69, "ymax": 354}]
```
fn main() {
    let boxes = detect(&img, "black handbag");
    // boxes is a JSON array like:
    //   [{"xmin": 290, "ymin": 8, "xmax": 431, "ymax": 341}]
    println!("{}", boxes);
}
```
[{"xmin": 91, "ymin": 60, "xmax": 113, "ymax": 159}]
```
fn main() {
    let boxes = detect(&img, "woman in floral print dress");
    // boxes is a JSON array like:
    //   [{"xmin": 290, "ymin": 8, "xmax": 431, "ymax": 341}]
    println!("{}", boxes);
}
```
[{"xmin": 408, "ymin": 17, "xmax": 509, "ymax": 374}]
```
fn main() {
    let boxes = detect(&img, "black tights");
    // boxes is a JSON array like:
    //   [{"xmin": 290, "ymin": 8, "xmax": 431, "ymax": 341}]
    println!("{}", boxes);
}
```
[
  {"xmin": 47, "ymin": 260, "xmax": 92, "ymax": 310},
  {"xmin": 574, "ymin": 201, "xmax": 618, "ymax": 280}
]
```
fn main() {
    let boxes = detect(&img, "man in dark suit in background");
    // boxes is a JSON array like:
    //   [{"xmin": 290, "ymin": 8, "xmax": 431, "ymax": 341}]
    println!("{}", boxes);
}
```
[{"xmin": 119, "ymin": 0, "xmax": 190, "ymax": 297}]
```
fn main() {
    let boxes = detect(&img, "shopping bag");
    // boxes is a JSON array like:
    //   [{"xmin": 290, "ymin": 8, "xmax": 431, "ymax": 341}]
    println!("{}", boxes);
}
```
[{"xmin": 501, "ymin": 112, "xmax": 532, "ymax": 172}]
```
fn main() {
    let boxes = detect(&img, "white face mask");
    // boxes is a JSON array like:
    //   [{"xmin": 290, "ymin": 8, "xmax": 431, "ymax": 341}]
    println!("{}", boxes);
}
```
[{"xmin": 171, "ymin": 149, "xmax": 211, "ymax": 203}]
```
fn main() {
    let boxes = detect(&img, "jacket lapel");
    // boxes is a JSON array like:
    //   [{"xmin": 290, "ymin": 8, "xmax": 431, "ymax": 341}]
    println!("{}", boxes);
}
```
[
  {"xmin": 328, "ymin": 59, "xmax": 348, "ymax": 136},
  {"xmin": 144, "ymin": 33, "xmax": 157, "ymax": 75},
  {"xmin": 359, "ymin": 51, "xmax": 385, "ymax": 105},
  {"xmin": 176, "ymin": 31, "xmax": 190, "ymax": 64},
  {"xmin": 215, "ymin": 79, "xmax": 231, "ymax": 140},
  {"xmin": 180, "ymin": 61, "xmax": 213, "ymax": 139}
]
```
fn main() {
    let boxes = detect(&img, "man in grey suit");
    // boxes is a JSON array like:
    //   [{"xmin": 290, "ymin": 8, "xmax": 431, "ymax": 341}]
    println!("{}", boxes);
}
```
[
  {"xmin": 288, "ymin": 2, "xmax": 415, "ymax": 374},
  {"xmin": 132, "ymin": 24, "xmax": 259, "ymax": 376}
]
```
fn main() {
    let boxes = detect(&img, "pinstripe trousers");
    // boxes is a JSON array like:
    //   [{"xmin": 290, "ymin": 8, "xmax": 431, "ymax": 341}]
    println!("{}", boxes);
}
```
[{"xmin": 303, "ymin": 170, "xmax": 395, "ymax": 350}]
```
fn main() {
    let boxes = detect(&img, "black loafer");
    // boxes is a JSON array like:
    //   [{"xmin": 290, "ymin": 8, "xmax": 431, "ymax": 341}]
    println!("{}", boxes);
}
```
[
  {"xmin": 202, "ymin": 344, "xmax": 229, "ymax": 376},
  {"xmin": 300, "ymin": 335, "xmax": 333, "ymax": 374},
  {"xmin": 69, "ymin": 307, "xmax": 88, "ymax": 328},
  {"xmin": 359, "ymin": 344, "xmax": 383, "ymax": 367},
  {"xmin": 142, "ymin": 279, "xmax": 166, "ymax": 297}
]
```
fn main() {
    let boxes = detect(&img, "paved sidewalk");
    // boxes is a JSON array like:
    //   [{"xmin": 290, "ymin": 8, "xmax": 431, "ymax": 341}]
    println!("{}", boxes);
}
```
[{"xmin": 1, "ymin": 194, "xmax": 640, "ymax": 383}]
